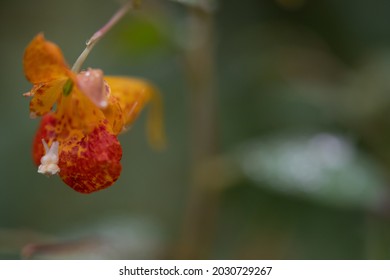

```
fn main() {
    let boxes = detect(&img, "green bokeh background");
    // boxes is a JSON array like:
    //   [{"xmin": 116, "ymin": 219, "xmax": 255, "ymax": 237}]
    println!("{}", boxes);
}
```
[{"xmin": 2, "ymin": 0, "xmax": 390, "ymax": 259}]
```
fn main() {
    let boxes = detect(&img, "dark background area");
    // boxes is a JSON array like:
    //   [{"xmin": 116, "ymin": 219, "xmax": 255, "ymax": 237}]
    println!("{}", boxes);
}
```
[{"xmin": 1, "ymin": 0, "xmax": 390, "ymax": 259}]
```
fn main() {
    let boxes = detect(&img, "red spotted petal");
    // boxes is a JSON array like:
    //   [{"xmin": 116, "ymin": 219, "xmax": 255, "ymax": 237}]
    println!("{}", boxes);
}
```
[
  {"xmin": 32, "ymin": 115, "xmax": 122, "ymax": 194},
  {"xmin": 58, "ymin": 124, "xmax": 122, "ymax": 194}
]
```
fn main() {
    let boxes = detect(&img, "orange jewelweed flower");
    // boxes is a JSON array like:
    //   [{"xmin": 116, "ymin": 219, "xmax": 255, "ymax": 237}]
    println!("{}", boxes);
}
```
[{"xmin": 23, "ymin": 33, "xmax": 164, "ymax": 193}]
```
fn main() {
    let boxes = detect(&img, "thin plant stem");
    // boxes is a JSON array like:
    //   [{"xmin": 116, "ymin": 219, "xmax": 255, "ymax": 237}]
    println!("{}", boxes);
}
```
[
  {"xmin": 71, "ymin": 0, "xmax": 136, "ymax": 73},
  {"xmin": 176, "ymin": 4, "xmax": 219, "ymax": 259}
]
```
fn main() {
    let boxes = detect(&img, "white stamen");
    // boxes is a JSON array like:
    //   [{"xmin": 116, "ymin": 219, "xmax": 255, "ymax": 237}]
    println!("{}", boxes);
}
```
[
  {"xmin": 42, "ymin": 139, "xmax": 49, "ymax": 153},
  {"xmin": 38, "ymin": 139, "xmax": 60, "ymax": 176}
]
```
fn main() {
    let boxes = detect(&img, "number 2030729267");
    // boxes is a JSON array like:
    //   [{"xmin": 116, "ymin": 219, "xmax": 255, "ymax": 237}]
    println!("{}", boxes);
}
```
[{"xmin": 212, "ymin": 266, "xmax": 272, "ymax": 276}]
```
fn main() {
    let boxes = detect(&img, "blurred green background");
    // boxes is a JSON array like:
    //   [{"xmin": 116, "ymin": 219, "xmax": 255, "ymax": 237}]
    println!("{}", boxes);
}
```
[{"xmin": 2, "ymin": 0, "xmax": 390, "ymax": 259}]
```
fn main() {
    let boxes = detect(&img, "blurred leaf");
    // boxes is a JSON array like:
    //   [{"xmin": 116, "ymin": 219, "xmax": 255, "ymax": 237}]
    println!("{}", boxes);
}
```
[
  {"xmin": 0, "ymin": 228, "xmax": 54, "ymax": 259},
  {"xmin": 22, "ymin": 216, "xmax": 165, "ymax": 260},
  {"xmin": 113, "ymin": 16, "xmax": 173, "ymax": 58},
  {"xmin": 235, "ymin": 132, "xmax": 387, "ymax": 209},
  {"xmin": 340, "ymin": 52, "xmax": 390, "ymax": 121}
]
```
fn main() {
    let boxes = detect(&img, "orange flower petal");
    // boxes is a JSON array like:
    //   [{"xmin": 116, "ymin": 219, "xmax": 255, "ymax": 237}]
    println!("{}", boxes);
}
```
[
  {"xmin": 29, "ymin": 79, "xmax": 66, "ymax": 117},
  {"xmin": 24, "ymin": 33, "xmax": 71, "ymax": 84},
  {"xmin": 104, "ymin": 76, "xmax": 166, "ymax": 148},
  {"xmin": 104, "ymin": 76, "xmax": 152, "ymax": 128},
  {"xmin": 102, "ymin": 94, "xmax": 125, "ymax": 135},
  {"xmin": 56, "ymin": 87, "xmax": 107, "ymax": 134},
  {"xmin": 58, "ymin": 124, "xmax": 122, "ymax": 193}
]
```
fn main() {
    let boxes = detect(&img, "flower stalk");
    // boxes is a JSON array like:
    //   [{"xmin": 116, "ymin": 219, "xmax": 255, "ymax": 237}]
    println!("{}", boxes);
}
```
[
  {"xmin": 176, "ymin": 3, "xmax": 219, "ymax": 259},
  {"xmin": 71, "ymin": 0, "xmax": 136, "ymax": 73}
]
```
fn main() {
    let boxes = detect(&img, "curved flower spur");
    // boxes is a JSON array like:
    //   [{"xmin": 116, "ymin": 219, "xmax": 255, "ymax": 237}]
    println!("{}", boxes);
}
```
[{"xmin": 23, "ymin": 2, "xmax": 165, "ymax": 194}]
